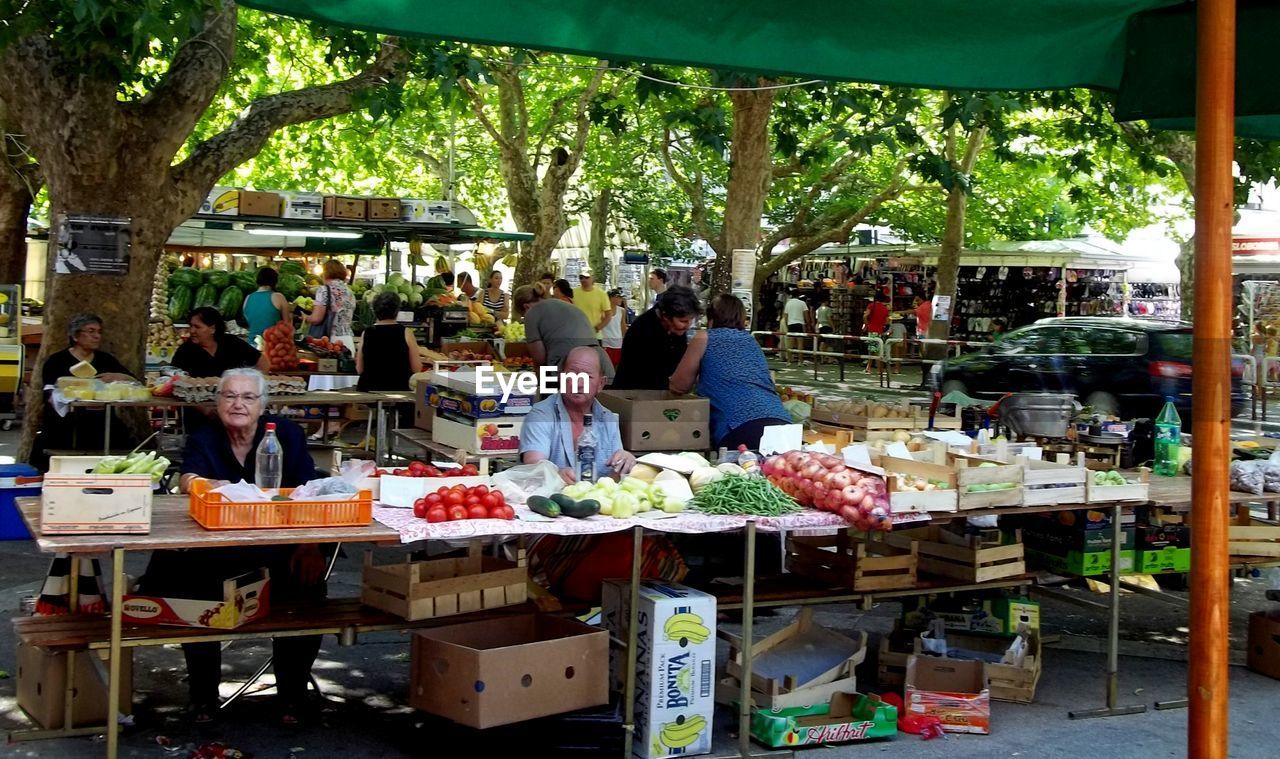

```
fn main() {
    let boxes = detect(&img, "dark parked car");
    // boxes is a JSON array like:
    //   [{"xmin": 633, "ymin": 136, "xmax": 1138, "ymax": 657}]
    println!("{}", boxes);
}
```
[{"xmin": 933, "ymin": 317, "xmax": 1246, "ymax": 420}]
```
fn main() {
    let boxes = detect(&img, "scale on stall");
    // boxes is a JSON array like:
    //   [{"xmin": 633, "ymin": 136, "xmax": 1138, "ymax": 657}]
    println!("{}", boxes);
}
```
[
  {"xmin": 418, "ymin": 304, "xmax": 471, "ymax": 349},
  {"xmin": 0, "ymin": 284, "xmax": 21, "ymax": 430}
]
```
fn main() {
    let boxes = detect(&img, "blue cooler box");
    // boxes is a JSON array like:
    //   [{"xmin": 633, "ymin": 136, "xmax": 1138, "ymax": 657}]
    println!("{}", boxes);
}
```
[{"xmin": 0, "ymin": 463, "xmax": 42, "ymax": 539}]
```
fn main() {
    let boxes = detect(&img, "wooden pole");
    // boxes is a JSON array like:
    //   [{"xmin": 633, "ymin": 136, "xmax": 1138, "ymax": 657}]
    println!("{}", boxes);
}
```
[{"xmin": 1189, "ymin": 0, "xmax": 1235, "ymax": 755}]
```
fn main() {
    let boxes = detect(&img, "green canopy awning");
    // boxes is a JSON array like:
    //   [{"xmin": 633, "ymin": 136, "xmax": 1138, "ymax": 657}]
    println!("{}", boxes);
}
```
[
  {"xmin": 242, "ymin": 0, "xmax": 1280, "ymax": 137},
  {"xmin": 458, "ymin": 229, "xmax": 535, "ymax": 242}
]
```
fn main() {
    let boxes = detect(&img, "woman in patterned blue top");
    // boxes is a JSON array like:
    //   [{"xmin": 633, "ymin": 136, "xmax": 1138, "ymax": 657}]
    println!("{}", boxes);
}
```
[{"xmin": 669, "ymin": 294, "xmax": 790, "ymax": 449}]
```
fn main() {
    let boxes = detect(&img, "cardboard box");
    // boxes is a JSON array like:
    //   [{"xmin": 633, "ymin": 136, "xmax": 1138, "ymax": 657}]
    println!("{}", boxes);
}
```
[
  {"xmin": 1135, "ymin": 523, "xmax": 1191, "ymax": 550},
  {"xmin": 412, "ymin": 372, "xmax": 433, "ymax": 431},
  {"xmin": 238, "ymin": 190, "xmax": 282, "ymax": 217},
  {"xmin": 16, "ymin": 642, "xmax": 133, "ymax": 729},
  {"xmin": 1026, "ymin": 547, "xmax": 1135, "ymax": 577},
  {"xmin": 904, "ymin": 597, "xmax": 1040, "ymax": 635},
  {"xmin": 323, "ymin": 195, "xmax": 367, "ymax": 220},
  {"xmin": 40, "ymin": 462, "xmax": 153, "ymax": 534},
  {"xmin": 1022, "ymin": 523, "xmax": 1135, "ymax": 553},
  {"xmin": 750, "ymin": 693, "xmax": 897, "ymax": 749},
  {"xmin": 1247, "ymin": 610, "xmax": 1280, "ymax": 680},
  {"xmin": 717, "ymin": 607, "xmax": 866, "ymax": 711},
  {"xmin": 122, "ymin": 568, "xmax": 270, "ymax": 629},
  {"xmin": 431, "ymin": 410, "xmax": 523, "ymax": 454},
  {"xmin": 424, "ymin": 383, "xmax": 536, "ymax": 418},
  {"xmin": 1039, "ymin": 508, "xmax": 1137, "ymax": 531},
  {"xmin": 438, "ymin": 340, "xmax": 497, "ymax": 360},
  {"xmin": 401, "ymin": 198, "xmax": 458, "ymax": 223},
  {"xmin": 597, "ymin": 390, "xmax": 710, "ymax": 452},
  {"xmin": 1136, "ymin": 546, "xmax": 1191, "ymax": 574},
  {"xmin": 378, "ymin": 474, "xmax": 489, "ymax": 508},
  {"xmin": 200, "ymin": 186, "xmax": 241, "ymax": 215},
  {"xmin": 904, "ymin": 656, "xmax": 990, "ymax": 734},
  {"xmin": 409, "ymin": 614, "xmax": 608, "ymax": 728},
  {"xmin": 367, "ymin": 197, "xmax": 402, "ymax": 220},
  {"xmin": 280, "ymin": 191, "xmax": 324, "ymax": 220},
  {"xmin": 914, "ymin": 628, "xmax": 1042, "ymax": 704},
  {"xmin": 601, "ymin": 580, "xmax": 716, "ymax": 758}
]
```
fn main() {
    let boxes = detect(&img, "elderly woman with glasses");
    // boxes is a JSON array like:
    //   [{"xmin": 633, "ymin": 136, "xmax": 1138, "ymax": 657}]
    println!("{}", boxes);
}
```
[
  {"xmin": 141, "ymin": 368, "xmax": 326, "ymax": 726},
  {"xmin": 32, "ymin": 313, "xmax": 137, "ymax": 469}
]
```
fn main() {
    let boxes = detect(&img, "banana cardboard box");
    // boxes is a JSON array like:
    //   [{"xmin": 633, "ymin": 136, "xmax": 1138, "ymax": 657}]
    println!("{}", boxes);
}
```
[
  {"xmin": 122, "ymin": 568, "xmax": 270, "ymax": 629},
  {"xmin": 601, "ymin": 580, "xmax": 716, "ymax": 758}
]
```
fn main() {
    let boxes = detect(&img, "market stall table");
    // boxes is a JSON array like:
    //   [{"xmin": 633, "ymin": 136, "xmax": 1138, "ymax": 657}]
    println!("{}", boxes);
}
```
[
  {"xmin": 67, "ymin": 390, "xmax": 414, "ymax": 461},
  {"xmin": 390, "ymin": 427, "xmax": 515, "ymax": 475},
  {"xmin": 12, "ymin": 497, "xmax": 401, "ymax": 758}
]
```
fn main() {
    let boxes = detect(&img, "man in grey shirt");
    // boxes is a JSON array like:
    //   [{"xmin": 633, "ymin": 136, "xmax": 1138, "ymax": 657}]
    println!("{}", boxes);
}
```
[{"xmin": 513, "ymin": 285, "xmax": 615, "ymax": 379}]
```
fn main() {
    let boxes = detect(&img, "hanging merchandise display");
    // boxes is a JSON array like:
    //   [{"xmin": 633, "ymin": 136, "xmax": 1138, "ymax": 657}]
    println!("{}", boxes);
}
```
[{"xmin": 1126, "ymin": 282, "xmax": 1182, "ymax": 321}]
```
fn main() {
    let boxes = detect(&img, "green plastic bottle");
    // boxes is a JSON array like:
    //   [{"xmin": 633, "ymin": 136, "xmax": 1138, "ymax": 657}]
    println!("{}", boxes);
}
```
[{"xmin": 1154, "ymin": 399, "xmax": 1182, "ymax": 477}]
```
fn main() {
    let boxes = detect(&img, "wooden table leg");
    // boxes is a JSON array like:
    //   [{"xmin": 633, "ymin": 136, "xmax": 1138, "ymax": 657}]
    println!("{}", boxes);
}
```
[{"xmin": 105, "ymin": 547, "xmax": 124, "ymax": 759}]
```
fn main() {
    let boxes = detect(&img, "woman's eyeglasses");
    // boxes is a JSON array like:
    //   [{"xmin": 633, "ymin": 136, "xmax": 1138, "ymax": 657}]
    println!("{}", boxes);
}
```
[{"xmin": 219, "ymin": 392, "xmax": 262, "ymax": 404}]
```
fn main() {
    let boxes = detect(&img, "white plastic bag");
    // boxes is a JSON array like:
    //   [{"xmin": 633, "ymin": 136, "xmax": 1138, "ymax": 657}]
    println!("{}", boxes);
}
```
[
  {"xmin": 490, "ymin": 460, "xmax": 565, "ymax": 505},
  {"xmin": 1230, "ymin": 460, "xmax": 1265, "ymax": 495}
]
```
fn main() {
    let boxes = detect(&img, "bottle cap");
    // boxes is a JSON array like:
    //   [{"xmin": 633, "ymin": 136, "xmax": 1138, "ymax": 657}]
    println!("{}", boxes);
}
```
[{"xmin": 265, "ymin": 422, "xmax": 277, "ymax": 431}]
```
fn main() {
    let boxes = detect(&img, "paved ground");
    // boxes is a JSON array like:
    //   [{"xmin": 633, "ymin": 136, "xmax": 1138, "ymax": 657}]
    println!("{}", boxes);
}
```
[{"xmin": 3, "ymin": 381, "xmax": 1279, "ymax": 757}]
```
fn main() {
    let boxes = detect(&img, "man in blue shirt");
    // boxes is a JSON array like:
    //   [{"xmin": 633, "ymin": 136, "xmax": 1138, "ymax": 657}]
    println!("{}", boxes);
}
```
[{"xmin": 520, "ymin": 346, "xmax": 636, "ymax": 484}]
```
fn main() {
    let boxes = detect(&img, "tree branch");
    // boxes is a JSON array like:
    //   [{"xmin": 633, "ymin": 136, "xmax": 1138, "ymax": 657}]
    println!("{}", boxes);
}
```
[
  {"xmin": 756, "ymin": 163, "xmax": 911, "ymax": 283},
  {"xmin": 959, "ymin": 125, "xmax": 987, "ymax": 173},
  {"xmin": 132, "ymin": 1, "xmax": 238, "ymax": 158},
  {"xmin": 171, "ymin": 36, "xmax": 408, "ymax": 216},
  {"xmin": 458, "ymin": 78, "xmax": 516, "ymax": 153},
  {"xmin": 660, "ymin": 129, "xmax": 714, "ymax": 243},
  {"xmin": 533, "ymin": 94, "xmax": 571, "ymax": 162}
]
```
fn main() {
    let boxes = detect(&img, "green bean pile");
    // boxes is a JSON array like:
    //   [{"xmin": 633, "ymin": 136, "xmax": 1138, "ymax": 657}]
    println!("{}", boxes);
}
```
[{"xmin": 689, "ymin": 475, "xmax": 801, "ymax": 516}]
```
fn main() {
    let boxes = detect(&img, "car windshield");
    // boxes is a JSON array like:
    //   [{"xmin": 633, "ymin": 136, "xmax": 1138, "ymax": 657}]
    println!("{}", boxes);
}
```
[{"xmin": 1152, "ymin": 331, "xmax": 1193, "ymax": 361}]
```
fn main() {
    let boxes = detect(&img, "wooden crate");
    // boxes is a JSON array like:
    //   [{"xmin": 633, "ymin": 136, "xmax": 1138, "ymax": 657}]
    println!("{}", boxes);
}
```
[
  {"xmin": 881, "ymin": 455, "xmax": 959, "ymax": 513},
  {"xmin": 787, "ymin": 530, "xmax": 918, "ymax": 591},
  {"xmin": 951, "ymin": 453, "xmax": 1024, "ymax": 510},
  {"xmin": 360, "ymin": 543, "xmax": 527, "ymax": 621},
  {"xmin": 1020, "ymin": 456, "xmax": 1087, "ymax": 506},
  {"xmin": 1085, "ymin": 469, "xmax": 1151, "ymax": 503},
  {"xmin": 913, "ymin": 410, "xmax": 963, "ymax": 430},
  {"xmin": 1229, "ymin": 525, "xmax": 1280, "ymax": 558},
  {"xmin": 885, "ymin": 525, "xmax": 1026, "ymax": 584}
]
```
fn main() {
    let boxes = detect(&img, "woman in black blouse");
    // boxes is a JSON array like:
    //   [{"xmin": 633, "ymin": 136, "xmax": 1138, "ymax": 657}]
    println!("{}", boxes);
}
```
[
  {"xmin": 171, "ymin": 307, "xmax": 268, "ymax": 378},
  {"xmin": 356, "ymin": 291, "xmax": 422, "ymax": 391},
  {"xmin": 33, "ymin": 313, "xmax": 136, "ymax": 468}
]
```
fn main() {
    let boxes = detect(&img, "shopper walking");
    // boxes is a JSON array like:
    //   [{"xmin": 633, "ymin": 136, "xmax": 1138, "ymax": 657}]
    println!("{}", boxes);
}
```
[{"xmin": 601, "ymin": 288, "xmax": 628, "ymax": 367}]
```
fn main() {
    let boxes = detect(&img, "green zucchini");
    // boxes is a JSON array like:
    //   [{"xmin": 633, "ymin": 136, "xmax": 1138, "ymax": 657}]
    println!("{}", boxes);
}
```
[
  {"xmin": 527, "ymin": 495, "xmax": 560, "ymax": 518},
  {"xmin": 562, "ymin": 499, "xmax": 600, "ymax": 519}
]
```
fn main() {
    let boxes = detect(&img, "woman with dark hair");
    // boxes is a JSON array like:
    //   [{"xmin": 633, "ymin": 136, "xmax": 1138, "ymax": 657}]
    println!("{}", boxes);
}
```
[
  {"xmin": 669, "ymin": 294, "xmax": 790, "ymax": 449},
  {"xmin": 612, "ymin": 285, "xmax": 702, "ymax": 390},
  {"xmin": 242, "ymin": 266, "xmax": 292, "ymax": 345},
  {"xmin": 172, "ymin": 306, "xmax": 268, "ymax": 378},
  {"xmin": 480, "ymin": 270, "xmax": 509, "ymax": 322},
  {"xmin": 33, "ymin": 313, "xmax": 136, "ymax": 467},
  {"xmin": 357, "ymin": 291, "xmax": 423, "ymax": 391}
]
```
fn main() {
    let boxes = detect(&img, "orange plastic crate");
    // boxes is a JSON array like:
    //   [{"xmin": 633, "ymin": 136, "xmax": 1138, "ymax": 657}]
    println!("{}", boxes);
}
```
[{"xmin": 188, "ymin": 478, "xmax": 373, "ymax": 530}]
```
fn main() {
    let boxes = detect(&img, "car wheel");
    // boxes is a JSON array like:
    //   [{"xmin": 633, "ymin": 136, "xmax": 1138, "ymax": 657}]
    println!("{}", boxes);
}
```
[
  {"xmin": 941, "ymin": 380, "xmax": 969, "ymax": 398},
  {"xmin": 1084, "ymin": 391, "xmax": 1119, "ymax": 415}
]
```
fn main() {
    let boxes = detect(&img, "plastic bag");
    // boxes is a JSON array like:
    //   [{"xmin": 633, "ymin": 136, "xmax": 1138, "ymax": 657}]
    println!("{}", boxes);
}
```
[
  {"xmin": 1230, "ymin": 460, "xmax": 1264, "ymax": 495},
  {"xmin": 490, "ymin": 460, "xmax": 564, "ymax": 505},
  {"xmin": 290, "ymin": 476, "xmax": 359, "ymax": 500},
  {"xmin": 1263, "ymin": 462, "xmax": 1280, "ymax": 493}
]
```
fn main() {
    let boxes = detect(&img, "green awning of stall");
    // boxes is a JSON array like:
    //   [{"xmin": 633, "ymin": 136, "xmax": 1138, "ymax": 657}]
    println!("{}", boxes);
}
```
[
  {"xmin": 458, "ymin": 229, "xmax": 535, "ymax": 242},
  {"xmin": 241, "ymin": 0, "xmax": 1280, "ymax": 138}
]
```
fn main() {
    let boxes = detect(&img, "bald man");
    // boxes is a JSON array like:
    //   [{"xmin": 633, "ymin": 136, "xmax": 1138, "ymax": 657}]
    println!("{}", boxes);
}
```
[{"xmin": 518, "ymin": 346, "xmax": 636, "ymax": 485}]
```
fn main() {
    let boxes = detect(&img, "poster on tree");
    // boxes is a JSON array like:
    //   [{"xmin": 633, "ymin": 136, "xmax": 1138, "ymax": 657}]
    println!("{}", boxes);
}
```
[{"xmin": 55, "ymin": 215, "xmax": 131, "ymax": 275}]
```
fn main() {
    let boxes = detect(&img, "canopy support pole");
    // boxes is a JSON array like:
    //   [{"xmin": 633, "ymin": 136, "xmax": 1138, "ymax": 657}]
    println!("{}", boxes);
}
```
[{"xmin": 1189, "ymin": 0, "xmax": 1235, "ymax": 756}]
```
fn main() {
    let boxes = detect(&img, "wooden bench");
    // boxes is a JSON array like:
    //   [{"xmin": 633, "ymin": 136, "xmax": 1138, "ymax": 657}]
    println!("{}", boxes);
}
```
[{"xmin": 12, "ymin": 597, "xmax": 542, "ymax": 652}]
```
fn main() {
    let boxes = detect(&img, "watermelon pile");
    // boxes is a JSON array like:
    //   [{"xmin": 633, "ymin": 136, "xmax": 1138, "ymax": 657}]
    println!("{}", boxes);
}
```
[{"xmin": 166, "ymin": 266, "xmax": 269, "ymax": 325}]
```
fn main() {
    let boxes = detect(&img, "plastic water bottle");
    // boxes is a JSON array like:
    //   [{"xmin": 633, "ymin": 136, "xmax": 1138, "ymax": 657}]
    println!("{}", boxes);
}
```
[
  {"xmin": 1154, "ymin": 399, "xmax": 1182, "ymax": 477},
  {"xmin": 256, "ymin": 422, "xmax": 283, "ymax": 491},
  {"xmin": 577, "ymin": 414, "xmax": 597, "ymax": 483}
]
